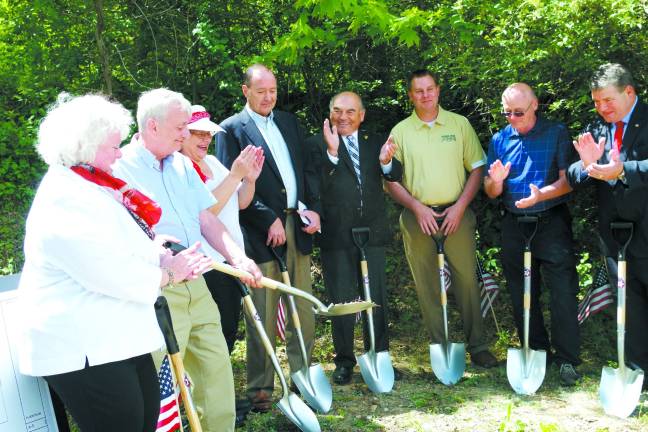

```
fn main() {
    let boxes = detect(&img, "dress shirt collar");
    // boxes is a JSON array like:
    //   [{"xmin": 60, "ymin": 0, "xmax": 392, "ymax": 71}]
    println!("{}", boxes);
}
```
[
  {"xmin": 411, "ymin": 106, "xmax": 448, "ymax": 130},
  {"xmin": 618, "ymin": 96, "xmax": 639, "ymax": 126},
  {"xmin": 130, "ymin": 133, "xmax": 175, "ymax": 170},
  {"xmin": 245, "ymin": 103, "xmax": 274, "ymax": 126},
  {"xmin": 343, "ymin": 130, "xmax": 359, "ymax": 142}
]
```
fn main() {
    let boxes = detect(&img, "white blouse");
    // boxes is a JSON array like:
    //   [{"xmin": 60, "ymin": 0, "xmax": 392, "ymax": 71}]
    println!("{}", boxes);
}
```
[
  {"xmin": 200, "ymin": 155, "xmax": 245, "ymax": 263},
  {"xmin": 18, "ymin": 165, "xmax": 164, "ymax": 376}
]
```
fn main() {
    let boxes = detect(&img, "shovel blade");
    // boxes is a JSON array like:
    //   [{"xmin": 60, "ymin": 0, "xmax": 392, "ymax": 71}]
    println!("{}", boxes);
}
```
[
  {"xmin": 357, "ymin": 350, "xmax": 395, "ymax": 393},
  {"xmin": 317, "ymin": 301, "xmax": 376, "ymax": 316},
  {"xmin": 429, "ymin": 342, "xmax": 465, "ymax": 386},
  {"xmin": 291, "ymin": 364, "xmax": 333, "ymax": 413},
  {"xmin": 506, "ymin": 348, "xmax": 546, "ymax": 395},
  {"xmin": 599, "ymin": 366, "xmax": 644, "ymax": 418},
  {"xmin": 276, "ymin": 393, "xmax": 321, "ymax": 432}
]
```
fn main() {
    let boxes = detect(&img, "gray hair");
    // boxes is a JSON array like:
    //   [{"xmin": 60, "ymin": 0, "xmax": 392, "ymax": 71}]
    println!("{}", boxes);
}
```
[
  {"xmin": 243, "ymin": 64, "xmax": 274, "ymax": 87},
  {"xmin": 590, "ymin": 63, "xmax": 635, "ymax": 91},
  {"xmin": 329, "ymin": 91, "xmax": 365, "ymax": 112},
  {"xmin": 136, "ymin": 88, "xmax": 191, "ymax": 132},
  {"xmin": 37, "ymin": 93, "xmax": 132, "ymax": 167}
]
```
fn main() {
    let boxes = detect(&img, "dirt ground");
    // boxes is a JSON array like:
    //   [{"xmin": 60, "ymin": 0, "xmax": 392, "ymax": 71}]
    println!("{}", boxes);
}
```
[{"xmin": 232, "ymin": 320, "xmax": 648, "ymax": 432}]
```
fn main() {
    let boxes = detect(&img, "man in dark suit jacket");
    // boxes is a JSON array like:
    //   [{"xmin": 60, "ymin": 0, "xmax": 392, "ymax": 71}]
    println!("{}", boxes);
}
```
[
  {"xmin": 217, "ymin": 64, "xmax": 321, "ymax": 411},
  {"xmin": 568, "ymin": 63, "xmax": 648, "ymax": 379},
  {"xmin": 307, "ymin": 91, "xmax": 402, "ymax": 384}
]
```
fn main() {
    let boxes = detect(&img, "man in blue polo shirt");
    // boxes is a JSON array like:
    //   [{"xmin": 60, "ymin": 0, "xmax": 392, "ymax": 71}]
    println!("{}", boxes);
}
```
[{"xmin": 484, "ymin": 83, "xmax": 581, "ymax": 386}]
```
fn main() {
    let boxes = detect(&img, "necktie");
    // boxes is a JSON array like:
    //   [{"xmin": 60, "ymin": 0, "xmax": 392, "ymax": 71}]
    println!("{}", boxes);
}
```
[
  {"xmin": 346, "ymin": 135, "xmax": 361, "ymax": 183},
  {"xmin": 614, "ymin": 121, "xmax": 624, "ymax": 152}
]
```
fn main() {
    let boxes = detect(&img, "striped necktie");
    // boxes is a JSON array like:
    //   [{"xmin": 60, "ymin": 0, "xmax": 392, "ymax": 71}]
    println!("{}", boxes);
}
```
[{"xmin": 346, "ymin": 135, "xmax": 361, "ymax": 183}]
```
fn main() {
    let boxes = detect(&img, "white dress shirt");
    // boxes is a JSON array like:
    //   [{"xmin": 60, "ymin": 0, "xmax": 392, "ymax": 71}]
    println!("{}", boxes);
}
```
[
  {"xmin": 18, "ymin": 165, "xmax": 163, "ymax": 376},
  {"xmin": 201, "ymin": 155, "xmax": 245, "ymax": 262},
  {"xmin": 246, "ymin": 105, "xmax": 298, "ymax": 208}
]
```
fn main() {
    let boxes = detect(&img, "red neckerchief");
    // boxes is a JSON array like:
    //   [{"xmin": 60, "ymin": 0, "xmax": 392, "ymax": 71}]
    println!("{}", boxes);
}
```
[
  {"xmin": 71, "ymin": 164, "xmax": 162, "ymax": 231},
  {"xmin": 191, "ymin": 160, "xmax": 208, "ymax": 184}
]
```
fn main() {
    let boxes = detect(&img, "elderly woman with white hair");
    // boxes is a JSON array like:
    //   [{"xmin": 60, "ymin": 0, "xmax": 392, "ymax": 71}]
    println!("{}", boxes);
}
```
[{"xmin": 18, "ymin": 93, "xmax": 210, "ymax": 432}]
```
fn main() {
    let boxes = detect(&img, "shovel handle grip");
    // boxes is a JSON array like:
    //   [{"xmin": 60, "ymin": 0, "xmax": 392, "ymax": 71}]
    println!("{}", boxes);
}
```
[
  {"xmin": 168, "ymin": 352, "xmax": 203, "ymax": 432},
  {"xmin": 437, "ymin": 254, "xmax": 447, "ymax": 306},
  {"xmin": 154, "ymin": 296, "xmax": 180, "ymax": 355}
]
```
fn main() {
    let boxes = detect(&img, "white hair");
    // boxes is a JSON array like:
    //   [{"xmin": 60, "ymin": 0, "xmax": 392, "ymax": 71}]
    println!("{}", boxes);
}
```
[
  {"xmin": 37, "ymin": 93, "xmax": 133, "ymax": 167},
  {"xmin": 136, "ymin": 88, "xmax": 191, "ymax": 132}
]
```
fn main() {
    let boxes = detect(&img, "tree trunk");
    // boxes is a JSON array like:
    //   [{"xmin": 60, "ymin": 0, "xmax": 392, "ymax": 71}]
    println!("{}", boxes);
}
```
[{"xmin": 93, "ymin": 0, "xmax": 112, "ymax": 95}]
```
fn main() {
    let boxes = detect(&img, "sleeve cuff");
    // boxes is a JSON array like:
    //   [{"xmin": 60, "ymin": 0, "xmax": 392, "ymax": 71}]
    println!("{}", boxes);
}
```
[{"xmin": 327, "ymin": 151, "xmax": 339, "ymax": 165}]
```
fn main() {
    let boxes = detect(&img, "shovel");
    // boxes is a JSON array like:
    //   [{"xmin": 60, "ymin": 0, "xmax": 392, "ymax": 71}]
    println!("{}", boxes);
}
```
[
  {"xmin": 154, "ymin": 296, "xmax": 203, "ymax": 432},
  {"xmin": 351, "ymin": 227, "xmax": 395, "ymax": 393},
  {"xmin": 234, "ymin": 278, "xmax": 321, "ymax": 432},
  {"xmin": 164, "ymin": 240, "xmax": 374, "ymax": 317},
  {"xmin": 507, "ymin": 215, "xmax": 546, "ymax": 395},
  {"xmin": 428, "ymin": 223, "xmax": 466, "ymax": 386},
  {"xmin": 269, "ymin": 247, "xmax": 333, "ymax": 413},
  {"xmin": 599, "ymin": 222, "xmax": 644, "ymax": 418}
]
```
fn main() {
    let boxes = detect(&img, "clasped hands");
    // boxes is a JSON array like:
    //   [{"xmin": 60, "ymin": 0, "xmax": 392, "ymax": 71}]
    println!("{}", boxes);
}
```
[
  {"xmin": 488, "ymin": 159, "xmax": 541, "ymax": 209},
  {"xmin": 573, "ymin": 133, "xmax": 623, "ymax": 181}
]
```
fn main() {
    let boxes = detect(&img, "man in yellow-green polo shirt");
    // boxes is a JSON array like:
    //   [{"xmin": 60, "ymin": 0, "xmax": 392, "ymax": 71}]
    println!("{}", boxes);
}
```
[{"xmin": 386, "ymin": 69, "xmax": 497, "ymax": 369}]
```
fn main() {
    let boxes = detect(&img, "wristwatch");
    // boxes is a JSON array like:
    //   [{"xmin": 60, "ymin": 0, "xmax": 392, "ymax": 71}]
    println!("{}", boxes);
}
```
[{"xmin": 617, "ymin": 168, "xmax": 627, "ymax": 184}]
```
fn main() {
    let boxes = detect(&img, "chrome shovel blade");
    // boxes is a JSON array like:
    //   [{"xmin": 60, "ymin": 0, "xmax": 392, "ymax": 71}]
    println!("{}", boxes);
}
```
[
  {"xmin": 506, "ymin": 347, "xmax": 546, "ymax": 395},
  {"xmin": 291, "ymin": 364, "xmax": 333, "ymax": 414},
  {"xmin": 276, "ymin": 393, "xmax": 321, "ymax": 432},
  {"xmin": 599, "ymin": 366, "xmax": 644, "ymax": 418},
  {"xmin": 357, "ymin": 350, "xmax": 395, "ymax": 393},
  {"xmin": 429, "ymin": 342, "xmax": 465, "ymax": 386}
]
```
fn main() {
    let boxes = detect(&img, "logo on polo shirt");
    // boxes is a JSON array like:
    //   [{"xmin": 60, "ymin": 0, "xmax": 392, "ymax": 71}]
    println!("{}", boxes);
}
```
[{"xmin": 441, "ymin": 134, "xmax": 456, "ymax": 142}]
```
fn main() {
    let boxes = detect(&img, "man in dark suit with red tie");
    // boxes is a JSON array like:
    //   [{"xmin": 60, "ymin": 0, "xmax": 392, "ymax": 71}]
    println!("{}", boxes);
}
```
[
  {"xmin": 568, "ymin": 63, "xmax": 648, "ymax": 381},
  {"xmin": 307, "ymin": 92, "xmax": 402, "ymax": 384}
]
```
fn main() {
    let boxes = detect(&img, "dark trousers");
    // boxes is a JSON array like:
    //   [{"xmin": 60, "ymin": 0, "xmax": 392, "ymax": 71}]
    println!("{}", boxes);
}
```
[
  {"xmin": 49, "ymin": 385, "xmax": 71, "ymax": 432},
  {"xmin": 45, "ymin": 354, "xmax": 159, "ymax": 432},
  {"xmin": 203, "ymin": 268, "xmax": 243, "ymax": 354},
  {"xmin": 605, "ymin": 255, "xmax": 648, "ymax": 372},
  {"xmin": 501, "ymin": 205, "xmax": 580, "ymax": 365},
  {"xmin": 321, "ymin": 246, "xmax": 390, "ymax": 368}
]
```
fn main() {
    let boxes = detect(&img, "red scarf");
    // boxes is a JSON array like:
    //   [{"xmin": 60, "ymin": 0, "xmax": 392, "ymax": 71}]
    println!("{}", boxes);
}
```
[
  {"xmin": 71, "ymin": 164, "xmax": 162, "ymax": 229},
  {"xmin": 191, "ymin": 160, "xmax": 208, "ymax": 184}
]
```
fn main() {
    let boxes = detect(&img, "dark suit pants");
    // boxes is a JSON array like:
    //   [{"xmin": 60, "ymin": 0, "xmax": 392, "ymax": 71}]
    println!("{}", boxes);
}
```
[
  {"xmin": 605, "ymin": 255, "xmax": 648, "ymax": 372},
  {"xmin": 45, "ymin": 354, "xmax": 158, "ymax": 432},
  {"xmin": 203, "ymin": 268, "xmax": 242, "ymax": 354},
  {"xmin": 321, "ymin": 246, "xmax": 390, "ymax": 368},
  {"xmin": 501, "ymin": 205, "xmax": 580, "ymax": 366}
]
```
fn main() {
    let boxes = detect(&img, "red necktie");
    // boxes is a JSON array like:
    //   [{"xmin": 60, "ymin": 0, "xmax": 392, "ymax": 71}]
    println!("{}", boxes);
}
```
[{"xmin": 614, "ymin": 121, "xmax": 624, "ymax": 152}]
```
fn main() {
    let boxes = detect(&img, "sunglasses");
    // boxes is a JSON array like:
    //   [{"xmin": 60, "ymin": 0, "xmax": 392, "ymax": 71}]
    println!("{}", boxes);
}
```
[{"xmin": 501, "ymin": 102, "xmax": 532, "ymax": 118}]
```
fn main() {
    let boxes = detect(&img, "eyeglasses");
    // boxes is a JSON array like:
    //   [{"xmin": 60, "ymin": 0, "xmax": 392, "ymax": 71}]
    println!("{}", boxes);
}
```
[{"xmin": 501, "ymin": 102, "xmax": 533, "ymax": 118}]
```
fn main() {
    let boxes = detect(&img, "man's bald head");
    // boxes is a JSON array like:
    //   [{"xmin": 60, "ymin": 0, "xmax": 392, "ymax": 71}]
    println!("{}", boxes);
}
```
[
  {"xmin": 501, "ymin": 83, "xmax": 538, "ymax": 134},
  {"xmin": 502, "ymin": 83, "xmax": 537, "ymax": 105}
]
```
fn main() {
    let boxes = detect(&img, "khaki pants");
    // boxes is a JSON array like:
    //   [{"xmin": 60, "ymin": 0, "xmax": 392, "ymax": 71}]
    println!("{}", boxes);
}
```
[
  {"xmin": 400, "ymin": 207, "xmax": 488, "ymax": 354},
  {"xmin": 152, "ymin": 277, "xmax": 234, "ymax": 432},
  {"xmin": 245, "ymin": 215, "xmax": 314, "ymax": 398}
]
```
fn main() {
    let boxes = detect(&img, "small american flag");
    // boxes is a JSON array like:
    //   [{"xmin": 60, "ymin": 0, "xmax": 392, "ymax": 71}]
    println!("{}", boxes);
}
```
[
  {"xmin": 276, "ymin": 296, "xmax": 287, "ymax": 342},
  {"xmin": 578, "ymin": 264, "xmax": 614, "ymax": 325},
  {"xmin": 156, "ymin": 355, "xmax": 181, "ymax": 432},
  {"xmin": 476, "ymin": 258, "xmax": 500, "ymax": 318}
]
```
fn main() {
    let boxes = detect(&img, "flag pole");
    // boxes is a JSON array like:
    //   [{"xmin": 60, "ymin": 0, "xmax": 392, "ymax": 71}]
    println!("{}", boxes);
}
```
[{"xmin": 484, "ymin": 290, "xmax": 500, "ymax": 334}]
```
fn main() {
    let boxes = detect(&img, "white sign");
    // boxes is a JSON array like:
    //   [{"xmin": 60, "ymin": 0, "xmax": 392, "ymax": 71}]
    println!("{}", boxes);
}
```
[{"xmin": 0, "ymin": 275, "xmax": 58, "ymax": 432}]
